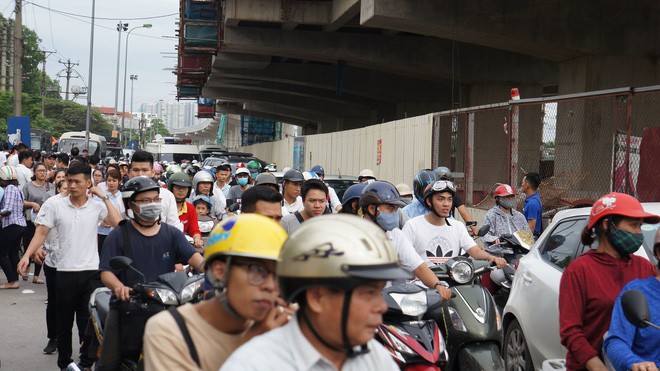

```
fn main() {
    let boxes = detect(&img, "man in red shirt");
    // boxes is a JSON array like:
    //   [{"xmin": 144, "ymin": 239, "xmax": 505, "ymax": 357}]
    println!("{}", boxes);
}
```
[{"xmin": 167, "ymin": 172, "xmax": 202, "ymax": 249}]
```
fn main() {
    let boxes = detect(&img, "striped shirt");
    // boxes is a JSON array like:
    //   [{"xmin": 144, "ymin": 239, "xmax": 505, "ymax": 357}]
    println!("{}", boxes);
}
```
[{"xmin": 1, "ymin": 184, "xmax": 27, "ymax": 228}]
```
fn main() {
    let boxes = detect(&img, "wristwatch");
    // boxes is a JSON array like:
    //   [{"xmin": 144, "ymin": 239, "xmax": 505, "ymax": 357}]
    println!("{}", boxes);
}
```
[{"xmin": 103, "ymin": 194, "xmax": 110, "ymax": 201}]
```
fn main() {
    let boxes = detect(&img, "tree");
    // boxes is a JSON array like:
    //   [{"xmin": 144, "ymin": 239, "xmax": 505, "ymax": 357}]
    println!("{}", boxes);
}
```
[{"xmin": 150, "ymin": 118, "xmax": 170, "ymax": 137}]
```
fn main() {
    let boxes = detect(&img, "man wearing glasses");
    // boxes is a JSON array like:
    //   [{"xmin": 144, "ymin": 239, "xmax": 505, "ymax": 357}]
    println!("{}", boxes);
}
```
[
  {"xmin": 95, "ymin": 176, "xmax": 205, "ymax": 370},
  {"xmin": 143, "ymin": 214, "xmax": 295, "ymax": 370},
  {"xmin": 403, "ymin": 180, "xmax": 507, "ymax": 268}
]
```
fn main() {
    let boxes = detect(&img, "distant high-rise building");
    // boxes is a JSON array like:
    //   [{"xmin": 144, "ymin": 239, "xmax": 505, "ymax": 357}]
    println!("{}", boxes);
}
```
[{"xmin": 139, "ymin": 101, "xmax": 212, "ymax": 130}]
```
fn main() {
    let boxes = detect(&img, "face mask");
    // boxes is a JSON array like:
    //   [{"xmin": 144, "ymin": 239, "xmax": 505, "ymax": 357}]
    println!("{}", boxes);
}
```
[
  {"xmin": 237, "ymin": 178, "xmax": 248, "ymax": 186},
  {"xmin": 376, "ymin": 209, "xmax": 399, "ymax": 231},
  {"xmin": 498, "ymin": 198, "xmax": 515, "ymax": 210},
  {"xmin": 136, "ymin": 203, "xmax": 161, "ymax": 222},
  {"xmin": 606, "ymin": 228, "xmax": 644, "ymax": 257},
  {"xmin": 250, "ymin": 172, "xmax": 258, "ymax": 180}
]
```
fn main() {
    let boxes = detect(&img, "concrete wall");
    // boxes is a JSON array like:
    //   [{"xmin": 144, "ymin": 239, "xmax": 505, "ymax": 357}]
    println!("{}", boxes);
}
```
[{"xmin": 236, "ymin": 114, "xmax": 434, "ymax": 186}]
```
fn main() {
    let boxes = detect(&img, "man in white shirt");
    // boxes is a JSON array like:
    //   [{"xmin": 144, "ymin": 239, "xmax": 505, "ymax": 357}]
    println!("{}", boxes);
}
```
[
  {"xmin": 280, "ymin": 179, "xmax": 327, "ymax": 234},
  {"xmin": 15, "ymin": 150, "xmax": 34, "ymax": 188},
  {"xmin": 213, "ymin": 164, "xmax": 232, "ymax": 198},
  {"xmin": 281, "ymin": 169, "xmax": 304, "ymax": 216},
  {"xmin": 18, "ymin": 162, "xmax": 122, "ymax": 370},
  {"xmin": 221, "ymin": 215, "xmax": 408, "ymax": 371},
  {"xmin": 402, "ymin": 180, "xmax": 507, "ymax": 268},
  {"xmin": 310, "ymin": 165, "xmax": 341, "ymax": 213},
  {"xmin": 0, "ymin": 142, "xmax": 9, "ymax": 165},
  {"xmin": 128, "ymin": 150, "xmax": 183, "ymax": 231},
  {"xmin": 359, "ymin": 181, "xmax": 452, "ymax": 300}
]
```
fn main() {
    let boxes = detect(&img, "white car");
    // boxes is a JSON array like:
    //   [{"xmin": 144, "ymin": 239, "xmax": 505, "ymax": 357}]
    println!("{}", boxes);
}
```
[{"xmin": 502, "ymin": 203, "xmax": 660, "ymax": 371}]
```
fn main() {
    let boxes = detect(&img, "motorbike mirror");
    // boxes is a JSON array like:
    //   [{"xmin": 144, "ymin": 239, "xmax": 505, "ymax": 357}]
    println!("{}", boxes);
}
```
[
  {"xmin": 477, "ymin": 224, "xmax": 491, "ymax": 237},
  {"xmin": 109, "ymin": 256, "xmax": 133, "ymax": 271},
  {"xmin": 621, "ymin": 290, "xmax": 656, "ymax": 329}
]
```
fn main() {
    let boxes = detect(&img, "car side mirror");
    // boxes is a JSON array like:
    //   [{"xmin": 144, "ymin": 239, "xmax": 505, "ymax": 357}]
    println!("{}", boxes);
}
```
[{"xmin": 621, "ymin": 290, "xmax": 651, "ymax": 328}]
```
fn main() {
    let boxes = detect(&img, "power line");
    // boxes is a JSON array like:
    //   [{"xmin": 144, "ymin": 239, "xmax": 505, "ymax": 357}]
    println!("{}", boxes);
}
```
[
  {"xmin": 26, "ymin": 2, "xmax": 177, "ymax": 21},
  {"xmin": 46, "ymin": 0, "xmax": 55, "ymax": 50}
]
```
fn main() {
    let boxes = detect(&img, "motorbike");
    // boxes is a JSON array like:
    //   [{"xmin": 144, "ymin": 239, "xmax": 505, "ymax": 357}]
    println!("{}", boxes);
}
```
[
  {"xmin": 88, "ymin": 256, "xmax": 204, "ymax": 369},
  {"xmin": 482, "ymin": 230, "xmax": 534, "ymax": 309},
  {"xmin": 423, "ymin": 225, "xmax": 504, "ymax": 370},
  {"xmin": 377, "ymin": 282, "xmax": 448, "ymax": 370}
]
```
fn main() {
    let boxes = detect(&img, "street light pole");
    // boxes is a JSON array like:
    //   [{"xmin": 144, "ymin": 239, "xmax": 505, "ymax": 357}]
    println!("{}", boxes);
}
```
[
  {"xmin": 113, "ymin": 21, "xmax": 128, "ymax": 136},
  {"xmin": 84, "ymin": 0, "xmax": 96, "ymax": 151},
  {"xmin": 129, "ymin": 74, "xmax": 137, "ymax": 145},
  {"xmin": 120, "ymin": 24, "xmax": 151, "ymax": 147}
]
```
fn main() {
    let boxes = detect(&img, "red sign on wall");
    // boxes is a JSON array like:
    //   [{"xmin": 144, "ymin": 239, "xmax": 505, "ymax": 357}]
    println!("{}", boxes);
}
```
[{"xmin": 376, "ymin": 139, "xmax": 382, "ymax": 165}]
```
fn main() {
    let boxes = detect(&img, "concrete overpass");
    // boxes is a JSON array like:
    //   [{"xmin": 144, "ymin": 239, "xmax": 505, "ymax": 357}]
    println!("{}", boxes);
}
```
[{"xmin": 176, "ymin": 0, "xmax": 660, "ymax": 134}]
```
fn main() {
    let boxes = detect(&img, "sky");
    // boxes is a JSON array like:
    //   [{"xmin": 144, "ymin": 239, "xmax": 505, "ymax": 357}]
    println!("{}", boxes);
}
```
[{"xmin": 0, "ymin": 0, "xmax": 180, "ymax": 110}]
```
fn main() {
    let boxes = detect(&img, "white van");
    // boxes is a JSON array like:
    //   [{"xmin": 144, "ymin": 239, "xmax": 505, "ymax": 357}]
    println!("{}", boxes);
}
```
[
  {"xmin": 58, "ymin": 131, "xmax": 107, "ymax": 158},
  {"xmin": 145, "ymin": 138, "xmax": 199, "ymax": 163}
]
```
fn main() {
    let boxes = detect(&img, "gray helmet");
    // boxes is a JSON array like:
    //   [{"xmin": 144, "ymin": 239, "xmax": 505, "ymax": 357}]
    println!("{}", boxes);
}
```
[
  {"xmin": 433, "ymin": 166, "xmax": 452, "ymax": 180},
  {"xmin": 282, "ymin": 169, "xmax": 304, "ymax": 183},
  {"xmin": 254, "ymin": 172, "xmax": 278, "ymax": 187},
  {"xmin": 192, "ymin": 170, "xmax": 215, "ymax": 192}
]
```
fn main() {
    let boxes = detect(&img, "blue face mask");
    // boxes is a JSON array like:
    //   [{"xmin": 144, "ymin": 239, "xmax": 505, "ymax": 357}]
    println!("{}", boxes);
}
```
[
  {"xmin": 237, "ymin": 178, "xmax": 249, "ymax": 186},
  {"xmin": 376, "ymin": 209, "xmax": 399, "ymax": 231}
]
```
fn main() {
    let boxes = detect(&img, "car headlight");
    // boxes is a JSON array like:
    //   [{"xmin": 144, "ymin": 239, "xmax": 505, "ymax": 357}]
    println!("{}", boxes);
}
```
[
  {"xmin": 180, "ymin": 280, "xmax": 203, "ymax": 303},
  {"xmin": 449, "ymin": 261, "xmax": 474, "ymax": 284},
  {"xmin": 145, "ymin": 287, "xmax": 178, "ymax": 305},
  {"xmin": 389, "ymin": 291, "xmax": 427, "ymax": 317},
  {"xmin": 447, "ymin": 306, "xmax": 467, "ymax": 332}
]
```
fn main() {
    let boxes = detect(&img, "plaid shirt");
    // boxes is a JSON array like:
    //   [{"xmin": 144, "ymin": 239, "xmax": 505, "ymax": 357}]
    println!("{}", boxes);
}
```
[{"xmin": 1, "ymin": 184, "xmax": 27, "ymax": 228}]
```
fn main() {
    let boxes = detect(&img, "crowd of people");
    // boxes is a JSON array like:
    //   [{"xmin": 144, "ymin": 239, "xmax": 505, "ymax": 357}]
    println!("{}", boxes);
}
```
[{"xmin": 0, "ymin": 142, "xmax": 657, "ymax": 371}]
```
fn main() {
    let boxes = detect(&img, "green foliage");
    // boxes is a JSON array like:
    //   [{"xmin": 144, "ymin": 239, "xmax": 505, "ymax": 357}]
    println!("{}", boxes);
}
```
[{"xmin": 150, "ymin": 118, "xmax": 170, "ymax": 137}]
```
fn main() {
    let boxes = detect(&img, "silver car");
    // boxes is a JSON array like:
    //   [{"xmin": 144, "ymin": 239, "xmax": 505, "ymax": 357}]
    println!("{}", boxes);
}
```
[{"xmin": 502, "ymin": 203, "xmax": 659, "ymax": 371}]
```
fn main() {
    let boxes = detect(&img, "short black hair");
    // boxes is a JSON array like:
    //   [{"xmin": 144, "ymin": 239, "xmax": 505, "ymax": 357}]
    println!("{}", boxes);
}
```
[
  {"xmin": 215, "ymin": 164, "xmax": 231, "ymax": 173},
  {"xmin": 301, "ymin": 179, "xmax": 328, "ymax": 200},
  {"xmin": 82, "ymin": 149, "xmax": 89, "ymax": 153},
  {"xmin": 524, "ymin": 172, "xmax": 541, "ymax": 190},
  {"xmin": 241, "ymin": 186, "xmax": 283, "ymax": 213},
  {"xmin": 71, "ymin": 147, "xmax": 80, "ymax": 156},
  {"xmin": 18, "ymin": 150, "xmax": 33, "ymax": 163},
  {"xmin": 130, "ymin": 150, "xmax": 154, "ymax": 168},
  {"xmin": 67, "ymin": 161, "xmax": 91, "ymax": 178},
  {"xmin": 88, "ymin": 155, "xmax": 100, "ymax": 165},
  {"xmin": 56, "ymin": 153, "xmax": 70, "ymax": 166},
  {"xmin": 16, "ymin": 143, "xmax": 28, "ymax": 151}
]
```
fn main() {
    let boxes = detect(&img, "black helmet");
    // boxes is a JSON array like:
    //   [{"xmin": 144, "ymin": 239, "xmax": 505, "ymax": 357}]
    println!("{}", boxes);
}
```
[
  {"xmin": 121, "ymin": 176, "xmax": 161, "ymax": 208},
  {"xmin": 340, "ymin": 182, "xmax": 368, "ymax": 214},
  {"xmin": 422, "ymin": 180, "xmax": 457, "ymax": 216},
  {"xmin": 359, "ymin": 181, "xmax": 406, "ymax": 209},
  {"xmin": 413, "ymin": 169, "xmax": 439, "ymax": 203},
  {"xmin": 283, "ymin": 169, "xmax": 304, "ymax": 183}
]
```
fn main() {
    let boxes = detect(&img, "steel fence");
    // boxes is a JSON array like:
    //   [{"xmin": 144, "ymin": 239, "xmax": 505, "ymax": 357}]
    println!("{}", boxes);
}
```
[{"xmin": 432, "ymin": 86, "xmax": 660, "ymax": 211}]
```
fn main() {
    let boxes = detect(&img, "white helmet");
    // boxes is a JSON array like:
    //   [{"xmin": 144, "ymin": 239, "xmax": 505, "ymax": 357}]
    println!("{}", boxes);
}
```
[
  {"xmin": 358, "ymin": 169, "xmax": 375, "ymax": 182},
  {"xmin": 0, "ymin": 165, "xmax": 17, "ymax": 181},
  {"xmin": 192, "ymin": 170, "xmax": 215, "ymax": 192},
  {"xmin": 302, "ymin": 171, "xmax": 319, "ymax": 181}
]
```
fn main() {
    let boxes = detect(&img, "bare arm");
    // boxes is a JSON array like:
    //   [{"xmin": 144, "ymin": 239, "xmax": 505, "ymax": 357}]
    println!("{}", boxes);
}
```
[
  {"xmin": 187, "ymin": 252, "xmax": 205, "ymax": 273},
  {"xmin": 466, "ymin": 245, "xmax": 507, "ymax": 268},
  {"xmin": 17, "ymin": 225, "xmax": 51, "ymax": 274},
  {"xmin": 457, "ymin": 205, "xmax": 478, "ymax": 235},
  {"xmin": 527, "ymin": 218, "xmax": 537, "ymax": 233},
  {"xmin": 412, "ymin": 263, "xmax": 452, "ymax": 300},
  {"xmin": 100, "ymin": 271, "xmax": 132, "ymax": 301}
]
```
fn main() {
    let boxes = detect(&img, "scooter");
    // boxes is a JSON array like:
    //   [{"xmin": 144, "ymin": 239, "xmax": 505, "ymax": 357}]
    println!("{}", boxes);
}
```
[
  {"xmin": 424, "ymin": 225, "xmax": 504, "ymax": 370},
  {"xmin": 88, "ymin": 256, "xmax": 204, "ymax": 369},
  {"xmin": 482, "ymin": 230, "xmax": 534, "ymax": 309},
  {"xmin": 377, "ymin": 282, "xmax": 448, "ymax": 370}
]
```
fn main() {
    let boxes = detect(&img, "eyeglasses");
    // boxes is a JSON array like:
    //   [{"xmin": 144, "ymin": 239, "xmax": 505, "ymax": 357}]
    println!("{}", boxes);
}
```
[
  {"xmin": 35, "ymin": 169, "xmax": 48, "ymax": 173},
  {"xmin": 132, "ymin": 197, "xmax": 162, "ymax": 205},
  {"xmin": 431, "ymin": 180, "xmax": 456, "ymax": 192},
  {"xmin": 233, "ymin": 262, "xmax": 276, "ymax": 286}
]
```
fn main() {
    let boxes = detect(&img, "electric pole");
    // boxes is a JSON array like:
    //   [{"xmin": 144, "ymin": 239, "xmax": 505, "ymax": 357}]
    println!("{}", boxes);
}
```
[
  {"xmin": 58, "ymin": 59, "xmax": 78, "ymax": 100},
  {"xmin": 13, "ymin": 0, "xmax": 23, "ymax": 116},
  {"xmin": 40, "ymin": 50, "xmax": 54, "ymax": 114},
  {"xmin": 0, "ymin": 19, "xmax": 6, "ymax": 92}
]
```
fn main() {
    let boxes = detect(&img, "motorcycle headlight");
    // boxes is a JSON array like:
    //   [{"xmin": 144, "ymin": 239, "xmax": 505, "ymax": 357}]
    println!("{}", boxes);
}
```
[
  {"xmin": 389, "ymin": 291, "xmax": 427, "ymax": 317},
  {"xmin": 145, "ymin": 287, "xmax": 179, "ymax": 305},
  {"xmin": 447, "ymin": 306, "xmax": 467, "ymax": 332},
  {"xmin": 449, "ymin": 261, "xmax": 474, "ymax": 284},
  {"xmin": 180, "ymin": 280, "xmax": 203, "ymax": 303},
  {"xmin": 389, "ymin": 334, "xmax": 416, "ymax": 356}
]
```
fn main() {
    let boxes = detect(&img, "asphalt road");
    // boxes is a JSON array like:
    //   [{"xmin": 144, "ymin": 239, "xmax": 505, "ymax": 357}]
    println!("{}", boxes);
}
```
[{"xmin": 0, "ymin": 268, "xmax": 81, "ymax": 370}]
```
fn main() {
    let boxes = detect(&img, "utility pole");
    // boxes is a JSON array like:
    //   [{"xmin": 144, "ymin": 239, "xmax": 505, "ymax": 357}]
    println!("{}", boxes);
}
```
[
  {"xmin": 13, "ymin": 0, "xmax": 23, "ymax": 116},
  {"xmin": 40, "ymin": 50, "xmax": 54, "ymax": 115},
  {"xmin": 0, "ymin": 19, "xmax": 6, "ymax": 92},
  {"xmin": 8, "ymin": 19, "xmax": 13, "ymax": 92},
  {"xmin": 58, "ymin": 59, "xmax": 78, "ymax": 100}
]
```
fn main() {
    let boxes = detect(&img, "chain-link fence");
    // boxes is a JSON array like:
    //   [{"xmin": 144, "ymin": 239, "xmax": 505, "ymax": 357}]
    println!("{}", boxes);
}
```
[{"xmin": 432, "ymin": 86, "xmax": 660, "ymax": 212}]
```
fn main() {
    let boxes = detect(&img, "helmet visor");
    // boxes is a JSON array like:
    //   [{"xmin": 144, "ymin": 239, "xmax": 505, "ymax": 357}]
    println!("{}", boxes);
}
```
[{"xmin": 344, "ymin": 263, "xmax": 413, "ymax": 281}]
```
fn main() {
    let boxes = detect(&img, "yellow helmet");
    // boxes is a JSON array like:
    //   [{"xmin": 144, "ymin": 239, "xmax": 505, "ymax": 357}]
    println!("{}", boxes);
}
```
[{"xmin": 204, "ymin": 214, "xmax": 287, "ymax": 265}]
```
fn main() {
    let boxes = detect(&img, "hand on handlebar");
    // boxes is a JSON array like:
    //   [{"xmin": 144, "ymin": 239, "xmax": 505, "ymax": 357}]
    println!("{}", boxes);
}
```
[
  {"xmin": 114, "ymin": 285, "xmax": 132, "ymax": 301},
  {"xmin": 491, "ymin": 256, "xmax": 507, "ymax": 269},
  {"xmin": 435, "ymin": 285, "xmax": 452, "ymax": 301}
]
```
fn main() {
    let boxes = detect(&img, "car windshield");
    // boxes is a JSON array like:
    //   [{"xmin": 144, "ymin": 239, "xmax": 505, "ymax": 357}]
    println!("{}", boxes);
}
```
[
  {"xmin": 325, "ymin": 179, "xmax": 358, "ymax": 200},
  {"xmin": 642, "ymin": 223, "xmax": 659, "ymax": 266},
  {"xmin": 59, "ymin": 139, "xmax": 99, "ymax": 155}
]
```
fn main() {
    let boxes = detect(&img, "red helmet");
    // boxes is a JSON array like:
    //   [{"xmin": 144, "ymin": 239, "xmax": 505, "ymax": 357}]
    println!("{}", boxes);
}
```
[
  {"xmin": 235, "ymin": 162, "xmax": 245, "ymax": 169},
  {"xmin": 587, "ymin": 192, "xmax": 660, "ymax": 229},
  {"xmin": 494, "ymin": 184, "xmax": 515, "ymax": 198}
]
